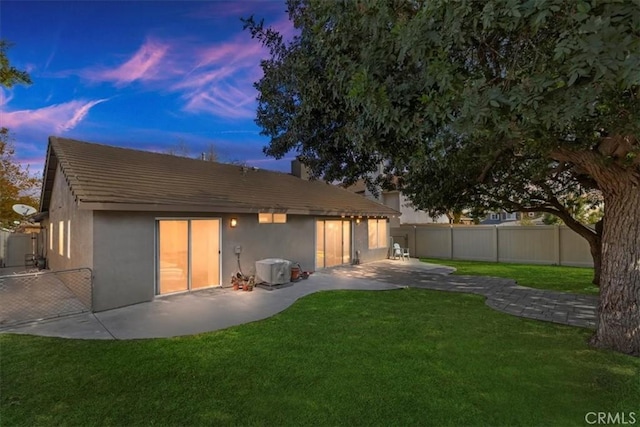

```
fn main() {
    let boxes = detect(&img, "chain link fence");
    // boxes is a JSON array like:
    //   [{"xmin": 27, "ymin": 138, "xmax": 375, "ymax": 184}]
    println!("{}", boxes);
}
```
[{"xmin": 0, "ymin": 268, "xmax": 93, "ymax": 329}]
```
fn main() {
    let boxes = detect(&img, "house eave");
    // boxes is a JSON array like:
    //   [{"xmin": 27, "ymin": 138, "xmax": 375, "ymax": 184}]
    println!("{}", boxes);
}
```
[
  {"xmin": 39, "ymin": 139, "xmax": 58, "ymax": 213},
  {"xmin": 77, "ymin": 201, "xmax": 398, "ymax": 218}
]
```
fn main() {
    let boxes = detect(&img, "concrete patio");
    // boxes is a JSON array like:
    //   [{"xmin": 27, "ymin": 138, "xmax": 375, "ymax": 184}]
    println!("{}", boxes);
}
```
[{"xmin": 0, "ymin": 259, "xmax": 598, "ymax": 340}]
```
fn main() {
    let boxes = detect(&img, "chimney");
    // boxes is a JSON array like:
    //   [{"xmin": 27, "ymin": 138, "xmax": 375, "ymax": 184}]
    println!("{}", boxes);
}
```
[{"xmin": 291, "ymin": 159, "xmax": 310, "ymax": 180}]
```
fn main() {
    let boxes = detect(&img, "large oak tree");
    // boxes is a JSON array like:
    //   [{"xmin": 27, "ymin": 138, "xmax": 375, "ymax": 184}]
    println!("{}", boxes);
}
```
[{"xmin": 245, "ymin": 0, "xmax": 640, "ymax": 355}]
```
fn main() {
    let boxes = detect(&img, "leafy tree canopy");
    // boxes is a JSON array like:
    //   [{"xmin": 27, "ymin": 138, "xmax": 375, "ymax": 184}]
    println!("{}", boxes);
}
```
[
  {"xmin": 246, "ymin": 0, "xmax": 638, "ymax": 197},
  {"xmin": 0, "ymin": 40, "xmax": 31, "ymax": 88},
  {"xmin": 246, "ymin": 0, "xmax": 640, "ymax": 355}
]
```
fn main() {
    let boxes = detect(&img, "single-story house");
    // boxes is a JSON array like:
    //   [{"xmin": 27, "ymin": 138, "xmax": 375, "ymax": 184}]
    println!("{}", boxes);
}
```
[{"xmin": 38, "ymin": 137, "xmax": 399, "ymax": 311}]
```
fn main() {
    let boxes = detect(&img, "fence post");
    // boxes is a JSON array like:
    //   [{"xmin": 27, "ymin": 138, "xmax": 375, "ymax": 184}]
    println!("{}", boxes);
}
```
[
  {"xmin": 413, "ymin": 226, "xmax": 417, "ymax": 258},
  {"xmin": 554, "ymin": 225, "xmax": 561, "ymax": 265},
  {"xmin": 493, "ymin": 226, "xmax": 499, "ymax": 262},
  {"xmin": 449, "ymin": 225, "xmax": 454, "ymax": 259}
]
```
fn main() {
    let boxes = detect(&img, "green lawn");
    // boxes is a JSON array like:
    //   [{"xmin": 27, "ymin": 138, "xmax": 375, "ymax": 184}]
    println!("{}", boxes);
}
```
[
  {"xmin": 2, "ymin": 289, "xmax": 637, "ymax": 426},
  {"xmin": 421, "ymin": 258, "xmax": 598, "ymax": 295}
]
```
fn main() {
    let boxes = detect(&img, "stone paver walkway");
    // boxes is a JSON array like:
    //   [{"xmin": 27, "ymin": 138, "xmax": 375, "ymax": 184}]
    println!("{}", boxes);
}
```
[
  {"xmin": 327, "ymin": 259, "xmax": 598, "ymax": 329},
  {"xmin": 1, "ymin": 259, "xmax": 598, "ymax": 340}
]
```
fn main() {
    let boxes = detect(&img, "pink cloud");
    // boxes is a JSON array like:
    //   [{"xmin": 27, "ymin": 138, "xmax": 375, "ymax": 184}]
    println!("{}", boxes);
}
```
[
  {"xmin": 171, "ymin": 33, "xmax": 273, "ymax": 119},
  {"xmin": 73, "ymin": 13, "xmax": 295, "ymax": 120},
  {"xmin": 172, "ymin": 66, "xmax": 236, "ymax": 91},
  {"xmin": 1, "ymin": 99, "xmax": 107, "ymax": 133},
  {"xmin": 59, "ymin": 99, "xmax": 108, "ymax": 132},
  {"xmin": 197, "ymin": 38, "xmax": 264, "ymax": 66},
  {"xmin": 183, "ymin": 83, "xmax": 257, "ymax": 119},
  {"xmin": 83, "ymin": 39, "xmax": 169, "ymax": 86},
  {"xmin": 16, "ymin": 156, "xmax": 46, "ymax": 172}
]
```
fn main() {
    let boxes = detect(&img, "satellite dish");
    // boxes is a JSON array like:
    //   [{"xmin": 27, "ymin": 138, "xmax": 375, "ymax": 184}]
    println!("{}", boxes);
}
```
[{"xmin": 12, "ymin": 204, "xmax": 37, "ymax": 217}]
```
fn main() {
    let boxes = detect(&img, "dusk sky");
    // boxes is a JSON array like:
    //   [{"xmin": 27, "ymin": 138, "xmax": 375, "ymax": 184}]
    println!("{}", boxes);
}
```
[{"xmin": 0, "ymin": 0, "xmax": 294, "ymax": 177}]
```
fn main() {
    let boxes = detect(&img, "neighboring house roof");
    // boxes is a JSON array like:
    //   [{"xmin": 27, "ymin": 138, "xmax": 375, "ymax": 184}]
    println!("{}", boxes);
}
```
[
  {"xmin": 40, "ymin": 137, "xmax": 399, "ymax": 217},
  {"xmin": 496, "ymin": 217, "xmax": 546, "ymax": 226},
  {"xmin": 345, "ymin": 179, "xmax": 367, "ymax": 195},
  {"xmin": 345, "ymin": 175, "xmax": 402, "ymax": 195}
]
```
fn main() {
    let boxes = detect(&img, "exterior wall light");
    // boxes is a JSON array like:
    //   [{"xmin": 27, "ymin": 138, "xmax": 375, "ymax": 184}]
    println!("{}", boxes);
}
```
[
  {"xmin": 356, "ymin": 218, "xmax": 361, "ymax": 224},
  {"xmin": 230, "ymin": 218, "xmax": 238, "ymax": 228}
]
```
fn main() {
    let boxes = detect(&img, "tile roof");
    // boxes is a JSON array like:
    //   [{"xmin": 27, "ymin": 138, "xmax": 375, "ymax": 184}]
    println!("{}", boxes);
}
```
[
  {"xmin": 345, "ymin": 179, "xmax": 367, "ymax": 194},
  {"xmin": 41, "ymin": 137, "xmax": 399, "ymax": 217}
]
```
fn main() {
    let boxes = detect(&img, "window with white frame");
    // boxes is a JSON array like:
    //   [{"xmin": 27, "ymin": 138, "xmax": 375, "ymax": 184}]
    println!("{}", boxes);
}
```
[
  {"xmin": 490, "ymin": 213, "xmax": 500, "ymax": 220},
  {"xmin": 368, "ymin": 218, "xmax": 388, "ymax": 249},
  {"xmin": 505, "ymin": 212, "xmax": 517, "ymax": 220}
]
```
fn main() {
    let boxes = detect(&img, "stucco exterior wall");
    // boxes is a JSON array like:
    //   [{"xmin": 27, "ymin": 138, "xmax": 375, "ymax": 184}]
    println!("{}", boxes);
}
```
[
  {"xmin": 224, "ymin": 213, "xmax": 316, "ymax": 278},
  {"xmin": 398, "ymin": 194, "xmax": 449, "ymax": 225},
  {"xmin": 45, "ymin": 164, "xmax": 93, "ymax": 271},
  {"xmin": 92, "ymin": 211, "xmax": 155, "ymax": 311},
  {"xmin": 383, "ymin": 193, "xmax": 401, "ymax": 228},
  {"xmin": 353, "ymin": 219, "xmax": 389, "ymax": 263},
  {"xmin": 1, "ymin": 233, "xmax": 32, "ymax": 267},
  {"xmin": 370, "ymin": 190, "xmax": 448, "ymax": 227},
  {"xmin": 84, "ymin": 210, "xmax": 393, "ymax": 312},
  {"xmin": 90, "ymin": 212, "xmax": 319, "ymax": 311}
]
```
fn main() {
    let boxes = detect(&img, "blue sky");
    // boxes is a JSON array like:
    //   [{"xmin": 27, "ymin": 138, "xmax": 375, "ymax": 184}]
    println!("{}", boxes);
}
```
[{"xmin": 1, "ymin": 0, "xmax": 294, "ymax": 176}]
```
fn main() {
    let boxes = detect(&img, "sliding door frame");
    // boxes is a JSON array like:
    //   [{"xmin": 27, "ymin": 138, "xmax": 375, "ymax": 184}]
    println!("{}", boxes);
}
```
[
  {"xmin": 155, "ymin": 217, "xmax": 222, "ymax": 295},
  {"xmin": 315, "ymin": 219, "xmax": 353, "ymax": 269}
]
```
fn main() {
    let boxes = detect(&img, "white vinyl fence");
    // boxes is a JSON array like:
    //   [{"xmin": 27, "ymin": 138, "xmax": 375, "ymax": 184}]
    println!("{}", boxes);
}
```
[
  {"xmin": 0, "ymin": 230, "xmax": 8, "ymax": 267},
  {"xmin": 0, "ymin": 232, "xmax": 36, "ymax": 268},
  {"xmin": 390, "ymin": 225, "xmax": 593, "ymax": 267}
]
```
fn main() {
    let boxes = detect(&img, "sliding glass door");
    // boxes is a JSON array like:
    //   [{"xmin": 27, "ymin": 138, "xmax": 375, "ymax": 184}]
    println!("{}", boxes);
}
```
[
  {"xmin": 191, "ymin": 220, "xmax": 220, "ymax": 289},
  {"xmin": 157, "ymin": 219, "xmax": 220, "ymax": 295},
  {"xmin": 158, "ymin": 220, "xmax": 189, "ymax": 294},
  {"xmin": 316, "ymin": 220, "xmax": 351, "ymax": 269}
]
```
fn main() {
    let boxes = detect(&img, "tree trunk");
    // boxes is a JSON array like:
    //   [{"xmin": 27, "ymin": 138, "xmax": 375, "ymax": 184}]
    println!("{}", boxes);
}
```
[
  {"xmin": 589, "ymin": 242, "xmax": 602, "ymax": 287},
  {"xmin": 589, "ymin": 187, "xmax": 640, "ymax": 356},
  {"xmin": 550, "ymin": 144, "xmax": 639, "ymax": 356},
  {"xmin": 592, "ymin": 219, "xmax": 604, "ymax": 286}
]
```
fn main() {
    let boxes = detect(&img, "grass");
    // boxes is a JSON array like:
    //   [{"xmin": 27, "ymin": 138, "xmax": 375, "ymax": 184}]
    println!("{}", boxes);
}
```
[
  {"xmin": 421, "ymin": 258, "xmax": 598, "ymax": 295},
  {"xmin": 2, "ymin": 289, "xmax": 638, "ymax": 426}
]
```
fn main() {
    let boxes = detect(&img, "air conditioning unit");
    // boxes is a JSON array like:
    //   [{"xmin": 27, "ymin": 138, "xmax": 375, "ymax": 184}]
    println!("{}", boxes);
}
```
[{"xmin": 255, "ymin": 258, "xmax": 292, "ymax": 285}]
